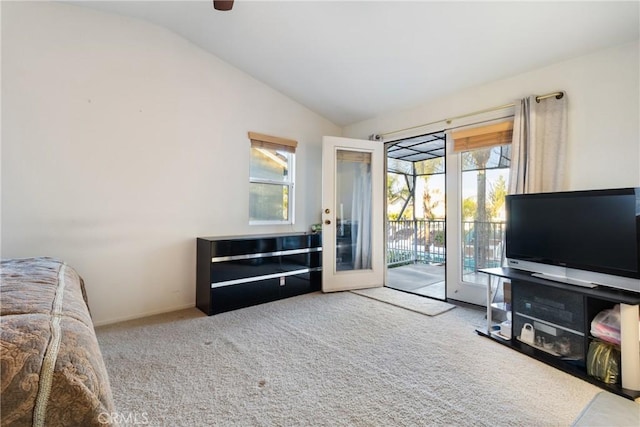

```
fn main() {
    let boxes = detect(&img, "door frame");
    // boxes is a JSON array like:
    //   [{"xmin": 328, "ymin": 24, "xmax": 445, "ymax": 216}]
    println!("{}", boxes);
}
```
[
  {"xmin": 384, "ymin": 135, "xmax": 448, "ymax": 301},
  {"xmin": 321, "ymin": 136, "xmax": 385, "ymax": 292}
]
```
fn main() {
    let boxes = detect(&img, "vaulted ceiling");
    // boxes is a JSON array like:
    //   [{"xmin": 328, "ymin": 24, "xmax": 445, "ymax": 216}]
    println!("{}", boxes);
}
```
[{"xmin": 70, "ymin": 1, "xmax": 639, "ymax": 126}]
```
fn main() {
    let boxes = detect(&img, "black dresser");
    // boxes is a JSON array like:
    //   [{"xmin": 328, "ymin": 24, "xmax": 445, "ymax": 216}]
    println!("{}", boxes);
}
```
[{"xmin": 196, "ymin": 233, "xmax": 322, "ymax": 315}]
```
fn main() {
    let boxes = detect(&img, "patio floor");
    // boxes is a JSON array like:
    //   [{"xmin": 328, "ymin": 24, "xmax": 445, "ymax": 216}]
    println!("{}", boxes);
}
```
[{"xmin": 386, "ymin": 263, "xmax": 446, "ymax": 300}]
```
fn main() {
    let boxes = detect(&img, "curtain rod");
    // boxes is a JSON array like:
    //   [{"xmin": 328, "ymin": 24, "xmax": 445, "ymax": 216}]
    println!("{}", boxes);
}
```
[{"xmin": 378, "ymin": 91, "xmax": 564, "ymax": 138}]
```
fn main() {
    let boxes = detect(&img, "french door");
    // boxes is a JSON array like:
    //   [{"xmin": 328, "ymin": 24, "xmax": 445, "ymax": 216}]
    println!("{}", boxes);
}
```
[{"xmin": 321, "ymin": 136, "xmax": 384, "ymax": 292}]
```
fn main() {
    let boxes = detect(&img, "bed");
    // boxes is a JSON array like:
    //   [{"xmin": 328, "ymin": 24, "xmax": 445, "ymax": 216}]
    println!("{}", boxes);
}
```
[{"xmin": 1, "ymin": 257, "xmax": 116, "ymax": 426}]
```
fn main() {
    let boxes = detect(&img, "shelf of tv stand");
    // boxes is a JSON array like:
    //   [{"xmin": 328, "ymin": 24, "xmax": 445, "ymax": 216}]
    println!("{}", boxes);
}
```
[
  {"xmin": 476, "ymin": 328, "xmax": 640, "ymax": 400},
  {"xmin": 477, "ymin": 267, "xmax": 640, "ymax": 401}
]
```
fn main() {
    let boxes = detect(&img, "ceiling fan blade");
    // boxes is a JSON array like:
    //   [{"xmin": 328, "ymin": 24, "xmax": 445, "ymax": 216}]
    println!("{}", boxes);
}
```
[{"xmin": 213, "ymin": 0, "xmax": 234, "ymax": 11}]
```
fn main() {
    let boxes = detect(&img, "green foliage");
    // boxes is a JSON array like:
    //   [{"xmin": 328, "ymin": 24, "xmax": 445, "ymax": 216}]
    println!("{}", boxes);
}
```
[
  {"xmin": 432, "ymin": 230, "xmax": 445, "ymax": 246},
  {"xmin": 488, "ymin": 175, "xmax": 507, "ymax": 219},
  {"xmin": 462, "ymin": 197, "xmax": 477, "ymax": 221},
  {"xmin": 387, "ymin": 174, "xmax": 409, "ymax": 204}
]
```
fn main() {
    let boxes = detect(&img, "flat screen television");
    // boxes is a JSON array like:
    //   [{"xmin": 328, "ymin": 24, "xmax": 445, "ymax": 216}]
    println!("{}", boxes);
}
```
[{"xmin": 505, "ymin": 187, "xmax": 640, "ymax": 293}]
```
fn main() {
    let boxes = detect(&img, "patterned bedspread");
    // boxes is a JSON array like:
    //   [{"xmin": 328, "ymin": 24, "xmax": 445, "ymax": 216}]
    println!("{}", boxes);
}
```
[{"xmin": 1, "ymin": 257, "xmax": 116, "ymax": 426}]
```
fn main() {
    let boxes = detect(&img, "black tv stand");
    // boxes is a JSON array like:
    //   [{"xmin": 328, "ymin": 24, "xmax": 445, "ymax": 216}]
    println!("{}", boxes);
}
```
[{"xmin": 478, "ymin": 267, "xmax": 640, "ymax": 400}]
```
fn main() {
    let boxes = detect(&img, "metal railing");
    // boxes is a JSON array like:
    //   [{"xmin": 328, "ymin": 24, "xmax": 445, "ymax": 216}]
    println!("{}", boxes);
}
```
[
  {"xmin": 387, "ymin": 219, "xmax": 446, "ymax": 266},
  {"xmin": 461, "ymin": 220, "xmax": 506, "ymax": 273},
  {"xmin": 387, "ymin": 219, "xmax": 505, "ymax": 272}
]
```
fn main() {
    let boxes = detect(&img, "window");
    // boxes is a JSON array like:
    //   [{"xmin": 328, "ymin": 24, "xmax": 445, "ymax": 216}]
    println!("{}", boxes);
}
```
[
  {"xmin": 248, "ymin": 132, "xmax": 296, "ymax": 224},
  {"xmin": 452, "ymin": 120, "xmax": 512, "ymax": 285}
]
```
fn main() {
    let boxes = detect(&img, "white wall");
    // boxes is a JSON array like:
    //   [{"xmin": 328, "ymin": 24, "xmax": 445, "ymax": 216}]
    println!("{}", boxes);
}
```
[
  {"xmin": 344, "ymin": 41, "xmax": 640, "ymax": 190},
  {"xmin": 1, "ymin": 2, "xmax": 340, "ymax": 325}
]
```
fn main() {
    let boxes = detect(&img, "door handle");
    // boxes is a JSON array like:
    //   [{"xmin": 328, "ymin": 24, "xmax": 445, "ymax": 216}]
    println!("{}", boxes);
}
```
[
  {"xmin": 324, "ymin": 220, "xmax": 331, "ymax": 225},
  {"xmin": 324, "ymin": 209, "xmax": 330, "ymax": 214}
]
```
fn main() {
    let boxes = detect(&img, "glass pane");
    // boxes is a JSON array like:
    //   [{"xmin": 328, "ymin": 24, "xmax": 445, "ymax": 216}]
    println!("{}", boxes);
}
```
[
  {"xmin": 336, "ymin": 150, "xmax": 372, "ymax": 271},
  {"xmin": 387, "ymin": 158, "xmax": 413, "ymax": 175},
  {"xmin": 462, "ymin": 145, "xmax": 511, "ymax": 171},
  {"xmin": 250, "ymin": 147, "xmax": 291, "ymax": 182},
  {"xmin": 415, "ymin": 157, "xmax": 445, "ymax": 175},
  {"xmin": 461, "ymin": 145, "xmax": 509, "ymax": 284},
  {"xmin": 249, "ymin": 183, "xmax": 289, "ymax": 221}
]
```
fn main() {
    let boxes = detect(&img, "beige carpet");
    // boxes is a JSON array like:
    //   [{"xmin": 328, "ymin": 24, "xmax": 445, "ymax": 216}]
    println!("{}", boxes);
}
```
[
  {"xmin": 350, "ymin": 286, "xmax": 455, "ymax": 316},
  {"xmin": 96, "ymin": 291, "xmax": 600, "ymax": 426}
]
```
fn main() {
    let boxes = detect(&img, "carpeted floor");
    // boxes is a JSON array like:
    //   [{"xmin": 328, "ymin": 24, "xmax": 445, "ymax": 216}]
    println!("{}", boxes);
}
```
[{"xmin": 96, "ymin": 291, "xmax": 600, "ymax": 426}]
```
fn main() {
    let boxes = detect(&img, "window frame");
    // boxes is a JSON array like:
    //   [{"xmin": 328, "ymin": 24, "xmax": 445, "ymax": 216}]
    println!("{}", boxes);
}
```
[{"xmin": 248, "ymin": 132, "xmax": 297, "ymax": 225}]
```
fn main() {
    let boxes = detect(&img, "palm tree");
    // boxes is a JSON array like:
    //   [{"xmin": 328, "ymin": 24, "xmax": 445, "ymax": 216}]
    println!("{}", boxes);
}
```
[
  {"xmin": 488, "ymin": 175, "xmax": 507, "ymax": 220},
  {"xmin": 417, "ymin": 157, "xmax": 444, "ymax": 219},
  {"xmin": 469, "ymin": 150, "xmax": 491, "ymax": 269}
]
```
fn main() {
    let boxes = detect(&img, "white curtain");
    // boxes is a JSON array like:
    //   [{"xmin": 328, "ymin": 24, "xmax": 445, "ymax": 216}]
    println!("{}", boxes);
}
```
[
  {"xmin": 509, "ymin": 93, "xmax": 568, "ymax": 194},
  {"xmin": 351, "ymin": 162, "xmax": 372, "ymax": 269}
]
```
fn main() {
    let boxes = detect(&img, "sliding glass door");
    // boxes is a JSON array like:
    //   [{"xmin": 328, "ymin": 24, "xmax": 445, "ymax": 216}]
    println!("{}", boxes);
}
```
[
  {"xmin": 460, "ymin": 145, "xmax": 510, "ymax": 284},
  {"xmin": 447, "ymin": 123, "xmax": 512, "ymax": 305}
]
